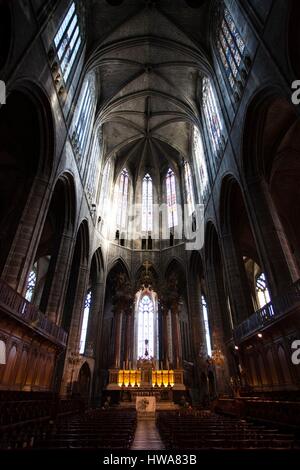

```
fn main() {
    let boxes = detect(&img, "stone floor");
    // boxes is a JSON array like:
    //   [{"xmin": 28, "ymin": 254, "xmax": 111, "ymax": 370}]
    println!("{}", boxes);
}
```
[{"xmin": 131, "ymin": 419, "xmax": 165, "ymax": 450}]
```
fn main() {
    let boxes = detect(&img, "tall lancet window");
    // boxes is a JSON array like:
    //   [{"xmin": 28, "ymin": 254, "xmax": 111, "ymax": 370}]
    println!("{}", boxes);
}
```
[
  {"xmin": 54, "ymin": 2, "xmax": 82, "ymax": 83},
  {"xmin": 72, "ymin": 74, "xmax": 96, "ymax": 158},
  {"xmin": 202, "ymin": 78, "xmax": 224, "ymax": 158},
  {"xmin": 142, "ymin": 174, "xmax": 153, "ymax": 232},
  {"xmin": 256, "ymin": 273, "xmax": 271, "ymax": 309},
  {"xmin": 79, "ymin": 290, "xmax": 92, "ymax": 354},
  {"xmin": 166, "ymin": 169, "xmax": 178, "ymax": 228},
  {"xmin": 25, "ymin": 267, "xmax": 37, "ymax": 303},
  {"xmin": 201, "ymin": 296, "xmax": 212, "ymax": 357},
  {"xmin": 217, "ymin": 5, "xmax": 246, "ymax": 91},
  {"xmin": 116, "ymin": 169, "xmax": 129, "ymax": 229},
  {"xmin": 137, "ymin": 295, "xmax": 154, "ymax": 358},
  {"xmin": 193, "ymin": 126, "xmax": 209, "ymax": 202},
  {"xmin": 184, "ymin": 161, "xmax": 195, "ymax": 216}
]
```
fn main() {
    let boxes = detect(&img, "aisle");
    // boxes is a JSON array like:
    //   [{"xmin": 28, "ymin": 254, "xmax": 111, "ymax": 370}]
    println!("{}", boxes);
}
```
[{"xmin": 131, "ymin": 419, "xmax": 165, "ymax": 450}]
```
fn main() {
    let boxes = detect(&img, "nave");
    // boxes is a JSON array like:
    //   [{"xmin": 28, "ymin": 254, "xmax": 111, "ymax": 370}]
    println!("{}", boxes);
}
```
[
  {"xmin": 1, "ymin": 392, "xmax": 300, "ymax": 452},
  {"xmin": 1, "ymin": 0, "xmax": 300, "ymax": 457}
]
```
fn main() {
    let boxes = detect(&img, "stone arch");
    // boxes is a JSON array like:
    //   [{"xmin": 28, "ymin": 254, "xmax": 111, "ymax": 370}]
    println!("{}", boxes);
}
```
[
  {"xmin": 165, "ymin": 258, "xmax": 186, "ymax": 279},
  {"xmin": 99, "ymin": 259, "xmax": 132, "ymax": 373},
  {"xmin": 78, "ymin": 247, "xmax": 106, "ymax": 357},
  {"xmin": 189, "ymin": 250, "xmax": 204, "ymax": 278},
  {"xmin": 24, "ymin": 173, "xmax": 77, "ymax": 323},
  {"xmin": 134, "ymin": 263, "xmax": 159, "ymax": 291},
  {"xmin": 219, "ymin": 174, "xmax": 264, "ymax": 315},
  {"xmin": 61, "ymin": 220, "xmax": 90, "ymax": 332},
  {"xmin": 0, "ymin": 86, "xmax": 55, "ymax": 275},
  {"xmin": 53, "ymin": 172, "xmax": 77, "ymax": 231},
  {"xmin": 12, "ymin": 81, "xmax": 55, "ymax": 177},
  {"xmin": 107, "ymin": 257, "xmax": 131, "ymax": 281},
  {"xmin": 91, "ymin": 247, "xmax": 105, "ymax": 283},
  {"xmin": 204, "ymin": 221, "xmax": 232, "ymax": 338},
  {"xmin": 242, "ymin": 90, "xmax": 300, "ymax": 283},
  {"xmin": 77, "ymin": 361, "xmax": 91, "ymax": 399},
  {"xmin": 242, "ymin": 88, "xmax": 297, "ymax": 181}
]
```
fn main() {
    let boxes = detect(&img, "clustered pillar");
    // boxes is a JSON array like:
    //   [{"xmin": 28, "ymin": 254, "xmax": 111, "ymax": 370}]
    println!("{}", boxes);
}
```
[{"xmin": 111, "ymin": 273, "xmax": 133, "ymax": 370}]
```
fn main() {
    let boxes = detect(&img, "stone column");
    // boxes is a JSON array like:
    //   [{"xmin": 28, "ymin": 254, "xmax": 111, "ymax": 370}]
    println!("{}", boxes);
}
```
[
  {"xmin": 113, "ymin": 308, "xmax": 123, "ymax": 369},
  {"xmin": 45, "ymin": 229, "xmax": 74, "ymax": 324},
  {"xmin": 124, "ymin": 309, "xmax": 132, "ymax": 368},
  {"xmin": 2, "ymin": 176, "xmax": 51, "ymax": 292},
  {"xmin": 187, "ymin": 275, "xmax": 206, "ymax": 358},
  {"xmin": 171, "ymin": 302, "xmax": 182, "ymax": 369},
  {"xmin": 60, "ymin": 263, "xmax": 89, "ymax": 395},
  {"xmin": 247, "ymin": 177, "xmax": 298, "ymax": 294},
  {"xmin": 221, "ymin": 232, "xmax": 254, "ymax": 325},
  {"xmin": 204, "ymin": 260, "xmax": 230, "ymax": 395},
  {"xmin": 161, "ymin": 305, "xmax": 169, "ymax": 368},
  {"xmin": 85, "ymin": 281, "xmax": 104, "ymax": 357}
]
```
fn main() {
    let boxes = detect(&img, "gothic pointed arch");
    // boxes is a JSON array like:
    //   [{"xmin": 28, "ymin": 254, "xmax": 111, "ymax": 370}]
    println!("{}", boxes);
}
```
[
  {"xmin": 0, "ymin": 85, "xmax": 55, "ymax": 275},
  {"xmin": 219, "ymin": 174, "xmax": 265, "ymax": 316},
  {"xmin": 23, "ymin": 174, "xmax": 78, "ymax": 323},
  {"xmin": 242, "ymin": 90, "xmax": 300, "ymax": 285}
]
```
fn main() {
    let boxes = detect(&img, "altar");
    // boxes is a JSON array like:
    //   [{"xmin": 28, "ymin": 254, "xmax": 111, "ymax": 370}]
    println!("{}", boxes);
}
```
[
  {"xmin": 106, "ymin": 357, "xmax": 185, "ymax": 406},
  {"xmin": 105, "ymin": 263, "xmax": 188, "ymax": 406}
]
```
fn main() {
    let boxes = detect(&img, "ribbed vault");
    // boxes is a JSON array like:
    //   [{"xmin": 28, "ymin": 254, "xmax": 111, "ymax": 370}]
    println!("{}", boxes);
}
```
[{"xmin": 84, "ymin": 0, "xmax": 213, "ymax": 176}]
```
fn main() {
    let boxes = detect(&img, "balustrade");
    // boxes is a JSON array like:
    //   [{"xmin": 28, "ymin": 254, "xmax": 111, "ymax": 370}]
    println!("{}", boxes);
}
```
[
  {"xmin": 235, "ymin": 280, "xmax": 300, "ymax": 342},
  {"xmin": 0, "ymin": 279, "xmax": 68, "ymax": 346}
]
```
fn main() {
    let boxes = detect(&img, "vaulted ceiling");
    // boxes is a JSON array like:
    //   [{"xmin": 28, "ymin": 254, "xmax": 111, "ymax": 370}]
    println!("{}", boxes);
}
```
[{"xmin": 85, "ymin": 0, "xmax": 214, "ymax": 181}]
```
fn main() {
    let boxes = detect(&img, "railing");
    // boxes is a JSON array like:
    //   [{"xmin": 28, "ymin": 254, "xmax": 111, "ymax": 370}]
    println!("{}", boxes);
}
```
[
  {"xmin": 0, "ymin": 279, "xmax": 68, "ymax": 346},
  {"xmin": 235, "ymin": 279, "xmax": 300, "ymax": 343}
]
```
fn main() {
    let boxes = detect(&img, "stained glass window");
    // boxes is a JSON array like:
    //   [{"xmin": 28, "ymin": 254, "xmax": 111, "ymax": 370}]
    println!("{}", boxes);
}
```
[
  {"xmin": 217, "ymin": 6, "xmax": 246, "ymax": 91},
  {"xmin": 256, "ymin": 273, "xmax": 271, "ymax": 309},
  {"xmin": 25, "ymin": 268, "xmax": 37, "ymax": 303},
  {"xmin": 184, "ymin": 161, "xmax": 195, "ymax": 216},
  {"xmin": 202, "ymin": 77, "xmax": 224, "ymax": 157},
  {"xmin": 201, "ymin": 296, "xmax": 212, "ymax": 356},
  {"xmin": 193, "ymin": 126, "xmax": 209, "ymax": 201},
  {"xmin": 54, "ymin": 2, "xmax": 82, "ymax": 83},
  {"xmin": 142, "ymin": 174, "xmax": 153, "ymax": 232},
  {"xmin": 116, "ymin": 169, "xmax": 129, "ymax": 229},
  {"xmin": 79, "ymin": 290, "xmax": 92, "ymax": 354},
  {"xmin": 166, "ymin": 169, "xmax": 178, "ymax": 228},
  {"xmin": 137, "ymin": 295, "xmax": 154, "ymax": 358},
  {"xmin": 72, "ymin": 75, "xmax": 96, "ymax": 157}
]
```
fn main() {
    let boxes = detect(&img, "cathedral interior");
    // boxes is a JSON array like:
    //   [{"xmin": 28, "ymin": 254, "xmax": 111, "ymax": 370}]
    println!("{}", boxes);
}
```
[{"xmin": 1, "ymin": 0, "xmax": 300, "ymax": 457}]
